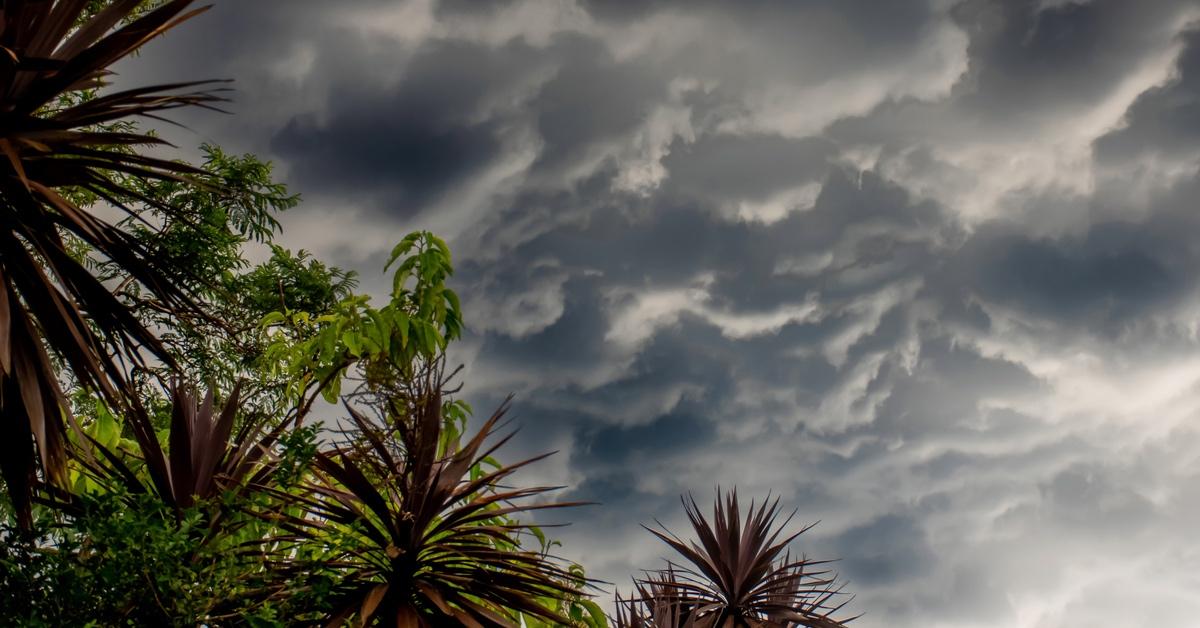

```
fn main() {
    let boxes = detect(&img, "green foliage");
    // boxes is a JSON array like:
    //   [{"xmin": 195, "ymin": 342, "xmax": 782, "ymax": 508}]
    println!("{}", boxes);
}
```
[
  {"xmin": 522, "ymin": 563, "xmax": 611, "ymax": 628},
  {"xmin": 250, "ymin": 232, "xmax": 598, "ymax": 626},
  {"xmin": 121, "ymin": 143, "xmax": 296, "ymax": 287},
  {"xmin": 0, "ymin": 0, "xmax": 231, "ymax": 524},
  {"xmin": 261, "ymin": 390, "xmax": 593, "ymax": 626},
  {"xmin": 77, "ymin": 143, "xmax": 358, "ymax": 419},
  {"xmin": 9, "ymin": 211, "xmax": 606, "ymax": 625},
  {"xmin": 0, "ymin": 491, "xmax": 275, "ymax": 627},
  {"xmin": 232, "ymin": 245, "xmax": 358, "ymax": 319},
  {"xmin": 261, "ymin": 231, "xmax": 461, "ymax": 409}
]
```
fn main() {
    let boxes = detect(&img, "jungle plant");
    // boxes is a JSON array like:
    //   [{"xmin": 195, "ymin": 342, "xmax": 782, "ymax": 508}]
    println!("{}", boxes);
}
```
[
  {"xmin": 617, "ymin": 490, "xmax": 854, "ymax": 628},
  {"xmin": 0, "ymin": 489, "xmax": 260, "ymax": 627}
]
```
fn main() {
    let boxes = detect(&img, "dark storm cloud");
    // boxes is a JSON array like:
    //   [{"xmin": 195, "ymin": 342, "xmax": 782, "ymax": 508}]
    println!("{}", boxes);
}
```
[
  {"xmin": 463, "ymin": 168, "xmax": 953, "ymax": 322},
  {"xmin": 958, "ymin": 228, "xmax": 1180, "ymax": 327},
  {"xmin": 265, "ymin": 31, "xmax": 670, "ymax": 213},
  {"xmin": 577, "ymin": 0, "xmax": 936, "ymax": 45},
  {"xmin": 456, "ymin": 121, "xmax": 1200, "ymax": 622},
  {"xmin": 460, "ymin": 166, "xmax": 989, "ymax": 538},
  {"xmin": 939, "ymin": 168, "xmax": 1200, "ymax": 339},
  {"xmin": 1095, "ymin": 27, "xmax": 1200, "ymax": 163},
  {"xmin": 706, "ymin": 171, "xmax": 952, "ymax": 310},
  {"xmin": 950, "ymin": 0, "xmax": 1185, "ymax": 117},
  {"xmin": 269, "ymin": 39, "xmax": 539, "ymax": 213},
  {"xmin": 660, "ymin": 135, "xmax": 835, "ymax": 202},
  {"xmin": 529, "ymin": 38, "xmax": 667, "ymax": 176},
  {"xmin": 833, "ymin": 513, "xmax": 936, "ymax": 586},
  {"xmin": 472, "ymin": 274, "xmax": 612, "ymax": 368},
  {"xmin": 575, "ymin": 407, "xmax": 717, "ymax": 471},
  {"xmin": 865, "ymin": 334, "xmax": 1046, "ymax": 439},
  {"xmin": 1040, "ymin": 463, "xmax": 1157, "ymax": 533},
  {"xmin": 119, "ymin": 0, "xmax": 1200, "ymax": 625}
]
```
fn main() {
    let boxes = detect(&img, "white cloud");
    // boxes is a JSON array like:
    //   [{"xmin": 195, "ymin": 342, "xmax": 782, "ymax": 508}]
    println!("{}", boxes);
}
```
[
  {"xmin": 875, "ymin": 23, "xmax": 1190, "ymax": 232},
  {"xmin": 718, "ymin": 18, "xmax": 969, "ymax": 138},
  {"xmin": 604, "ymin": 275, "xmax": 822, "ymax": 350},
  {"xmin": 735, "ymin": 182, "xmax": 823, "ymax": 223}
]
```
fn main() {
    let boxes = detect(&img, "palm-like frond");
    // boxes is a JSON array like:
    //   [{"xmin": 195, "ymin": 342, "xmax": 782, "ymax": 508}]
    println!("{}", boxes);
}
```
[
  {"xmin": 0, "ymin": 0, "xmax": 227, "ymax": 525},
  {"xmin": 268, "ymin": 394, "xmax": 592, "ymax": 627},
  {"xmin": 618, "ymin": 490, "xmax": 855, "ymax": 628}
]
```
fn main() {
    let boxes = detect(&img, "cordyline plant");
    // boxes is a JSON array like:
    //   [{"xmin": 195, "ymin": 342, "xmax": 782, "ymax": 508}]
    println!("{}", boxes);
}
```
[
  {"xmin": 260, "ymin": 369, "xmax": 596, "ymax": 626},
  {"xmin": 617, "ymin": 490, "xmax": 855, "ymax": 628},
  {"xmin": 0, "ymin": 0, "xmax": 227, "ymax": 526},
  {"xmin": 65, "ymin": 382, "xmax": 285, "ymax": 516}
]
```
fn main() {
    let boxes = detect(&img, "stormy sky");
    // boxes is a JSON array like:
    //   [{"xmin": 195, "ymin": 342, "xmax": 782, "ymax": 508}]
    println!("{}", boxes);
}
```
[{"xmin": 120, "ymin": 1, "xmax": 1200, "ymax": 625}]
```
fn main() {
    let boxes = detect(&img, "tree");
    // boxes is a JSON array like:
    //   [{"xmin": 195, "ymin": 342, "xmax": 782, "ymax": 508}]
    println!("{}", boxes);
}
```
[{"xmin": 0, "ymin": 0, "xmax": 227, "ymax": 525}]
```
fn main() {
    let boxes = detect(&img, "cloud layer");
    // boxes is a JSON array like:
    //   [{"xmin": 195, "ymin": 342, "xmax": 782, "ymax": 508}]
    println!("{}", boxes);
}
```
[{"xmin": 120, "ymin": 1, "xmax": 1200, "ymax": 625}]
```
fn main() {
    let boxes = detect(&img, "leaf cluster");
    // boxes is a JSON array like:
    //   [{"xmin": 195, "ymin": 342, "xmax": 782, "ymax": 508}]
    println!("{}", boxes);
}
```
[
  {"xmin": 4, "ymin": 223, "xmax": 602, "ymax": 626},
  {"xmin": 261, "ymin": 231, "xmax": 460, "ymax": 412},
  {"xmin": 0, "ymin": 489, "xmax": 277, "ymax": 627}
]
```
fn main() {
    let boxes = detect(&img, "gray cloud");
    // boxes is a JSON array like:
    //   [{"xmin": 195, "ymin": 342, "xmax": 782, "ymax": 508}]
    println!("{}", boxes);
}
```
[
  {"xmin": 269, "ymin": 39, "xmax": 539, "ymax": 213},
  {"xmin": 1096, "ymin": 27, "xmax": 1200, "ymax": 163},
  {"xmin": 119, "ymin": 0, "xmax": 1200, "ymax": 625},
  {"xmin": 834, "ymin": 512, "xmax": 936, "ymax": 587}
]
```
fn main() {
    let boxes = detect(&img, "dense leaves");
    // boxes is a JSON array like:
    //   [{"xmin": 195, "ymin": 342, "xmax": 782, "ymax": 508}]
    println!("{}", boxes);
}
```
[
  {"xmin": 2, "ymin": 210, "xmax": 613, "ymax": 625},
  {"xmin": 254, "ymin": 236, "xmax": 596, "ymax": 626},
  {"xmin": 0, "ymin": 490, "xmax": 274, "ymax": 626},
  {"xmin": 262, "ymin": 230, "xmax": 461, "ymax": 411}
]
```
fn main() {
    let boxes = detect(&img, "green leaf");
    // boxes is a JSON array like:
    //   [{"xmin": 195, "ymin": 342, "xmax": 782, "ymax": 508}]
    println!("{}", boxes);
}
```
[
  {"xmin": 394, "ymin": 311, "xmax": 410, "ymax": 349},
  {"xmin": 320, "ymin": 372, "xmax": 342, "ymax": 404},
  {"xmin": 579, "ymin": 600, "xmax": 608, "ymax": 628},
  {"xmin": 259, "ymin": 311, "xmax": 286, "ymax": 326},
  {"xmin": 342, "ymin": 330, "xmax": 362, "ymax": 357}
]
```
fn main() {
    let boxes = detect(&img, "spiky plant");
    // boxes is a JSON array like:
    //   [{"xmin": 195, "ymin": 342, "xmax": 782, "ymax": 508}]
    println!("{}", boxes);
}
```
[
  {"xmin": 265, "ymin": 385, "xmax": 593, "ymax": 626},
  {"xmin": 615, "ymin": 567, "xmax": 693, "ymax": 628},
  {"xmin": 72, "ymin": 383, "xmax": 285, "ymax": 515},
  {"xmin": 618, "ymin": 490, "xmax": 855, "ymax": 628},
  {"xmin": 0, "ymin": 0, "xmax": 226, "ymax": 525}
]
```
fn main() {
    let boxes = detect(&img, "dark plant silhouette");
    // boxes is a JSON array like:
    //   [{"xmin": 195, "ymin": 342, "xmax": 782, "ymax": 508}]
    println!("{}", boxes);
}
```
[
  {"xmin": 617, "ymin": 490, "xmax": 854, "ymax": 628},
  {"xmin": 265, "ymin": 380, "xmax": 593, "ymax": 626},
  {"xmin": 0, "ymin": 0, "xmax": 226, "ymax": 525}
]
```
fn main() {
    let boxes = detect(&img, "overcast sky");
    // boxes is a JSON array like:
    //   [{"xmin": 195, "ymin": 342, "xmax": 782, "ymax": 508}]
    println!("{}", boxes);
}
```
[{"xmin": 118, "ymin": 1, "xmax": 1200, "ymax": 626}]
